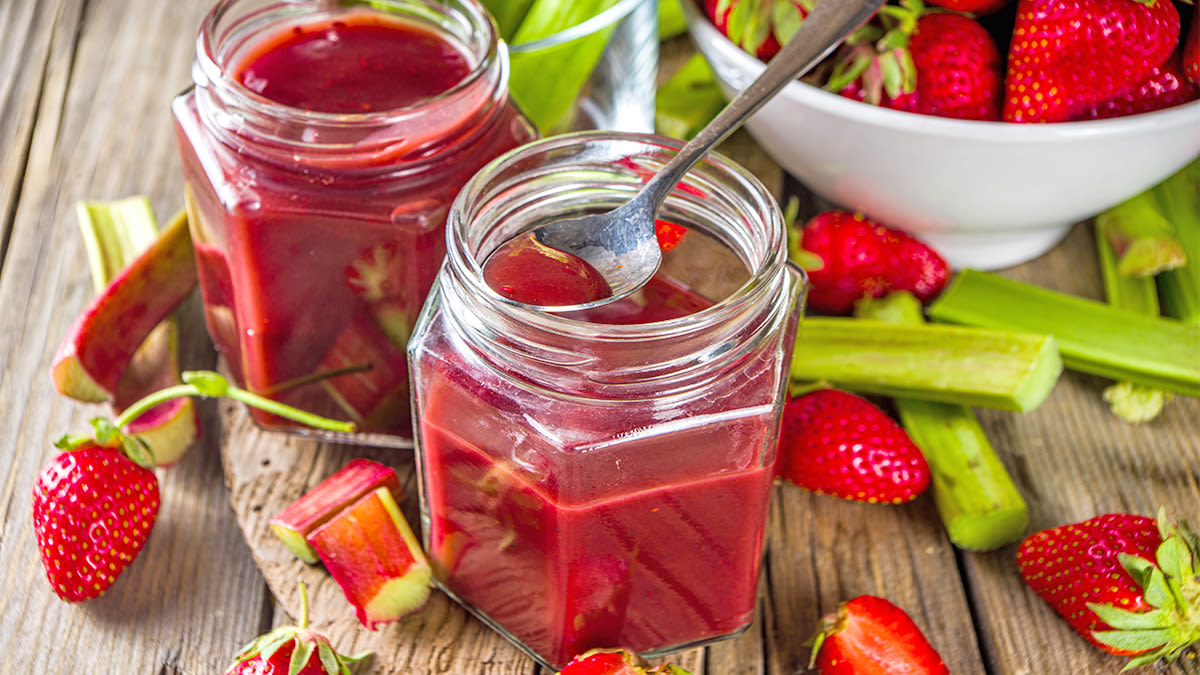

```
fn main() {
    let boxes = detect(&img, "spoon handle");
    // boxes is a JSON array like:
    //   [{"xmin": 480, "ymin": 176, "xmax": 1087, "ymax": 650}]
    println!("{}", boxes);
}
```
[{"xmin": 640, "ymin": 0, "xmax": 886, "ymax": 207}]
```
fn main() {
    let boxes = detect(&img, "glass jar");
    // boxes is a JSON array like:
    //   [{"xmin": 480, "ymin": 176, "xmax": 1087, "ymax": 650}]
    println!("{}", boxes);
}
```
[
  {"xmin": 172, "ymin": 0, "xmax": 536, "ymax": 446},
  {"xmin": 409, "ymin": 132, "xmax": 806, "ymax": 669}
]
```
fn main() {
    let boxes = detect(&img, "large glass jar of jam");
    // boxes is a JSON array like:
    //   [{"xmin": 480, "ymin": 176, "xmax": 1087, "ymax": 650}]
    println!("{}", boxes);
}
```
[
  {"xmin": 408, "ymin": 132, "xmax": 806, "ymax": 669},
  {"xmin": 172, "ymin": 0, "xmax": 536, "ymax": 446}
]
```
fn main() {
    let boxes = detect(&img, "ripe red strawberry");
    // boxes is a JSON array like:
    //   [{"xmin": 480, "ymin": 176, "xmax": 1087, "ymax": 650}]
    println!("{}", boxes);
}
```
[
  {"xmin": 705, "ymin": 0, "xmax": 812, "ymax": 60},
  {"xmin": 1184, "ymin": 8, "xmax": 1199, "ymax": 86},
  {"xmin": 1071, "ymin": 49, "xmax": 1200, "ymax": 120},
  {"xmin": 809, "ymin": 595, "xmax": 949, "ymax": 674},
  {"xmin": 1016, "ymin": 510, "xmax": 1200, "ymax": 668},
  {"xmin": 793, "ymin": 210, "xmax": 949, "ymax": 315},
  {"xmin": 224, "ymin": 584, "xmax": 366, "ymax": 675},
  {"xmin": 654, "ymin": 219, "xmax": 688, "ymax": 252},
  {"xmin": 830, "ymin": 2, "xmax": 1003, "ymax": 121},
  {"xmin": 32, "ymin": 421, "xmax": 160, "ymax": 602},
  {"xmin": 557, "ymin": 648, "xmax": 692, "ymax": 675},
  {"xmin": 1003, "ymin": 0, "xmax": 1182, "ymax": 122},
  {"xmin": 776, "ymin": 389, "xmax": 931, "ymax": 504}
]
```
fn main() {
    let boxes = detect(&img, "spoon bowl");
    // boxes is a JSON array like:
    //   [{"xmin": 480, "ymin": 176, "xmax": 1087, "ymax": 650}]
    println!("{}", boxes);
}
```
[{"xmin": 513, "ymin": 0, "xmax": 887, "ymax": 307}]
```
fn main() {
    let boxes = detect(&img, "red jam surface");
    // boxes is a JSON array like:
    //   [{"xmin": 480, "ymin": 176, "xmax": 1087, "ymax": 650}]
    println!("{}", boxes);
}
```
[
  {"xmin": 235, "ymin": 16, "xmax": 470, "ymax": 113},
  {"xmin": 174, "ymin": 10, "xmax": 535, "ymax": 438},
  {"xmin": 482, "ymin": 233, "xmax": 613, "ymax": 306},
  {"xmin": 419, "ymin": 276, "xmax": 774, "ymax": 668}
]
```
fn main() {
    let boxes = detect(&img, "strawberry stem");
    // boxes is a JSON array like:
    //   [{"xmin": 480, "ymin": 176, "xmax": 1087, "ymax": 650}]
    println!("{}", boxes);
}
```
[{"xmin": 112, "ymin": 370, "xmax": 356, "ymax": 433}]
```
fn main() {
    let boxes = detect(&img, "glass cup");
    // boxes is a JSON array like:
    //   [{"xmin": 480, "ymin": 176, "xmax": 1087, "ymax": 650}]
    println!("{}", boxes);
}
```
[
  {"xmin": 172, "ymin": 0, "xmax": 536, "ymax": 447},
  {"xmin": 505, "ymin": 0, "xmax": 659, "ymax": 135},
  {"xmin": 408, "ymin": 131, "xmax": 806, "ymax": 669}
]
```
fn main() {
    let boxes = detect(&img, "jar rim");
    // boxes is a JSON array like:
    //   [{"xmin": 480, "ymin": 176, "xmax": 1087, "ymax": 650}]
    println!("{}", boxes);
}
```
[
  {"xmin": 445, "ymin": 131, "xmax": 794, "ymax": 340},
  {"xmin": 195, "ymin": 0, "xmax": 502, "ymax": 126}
]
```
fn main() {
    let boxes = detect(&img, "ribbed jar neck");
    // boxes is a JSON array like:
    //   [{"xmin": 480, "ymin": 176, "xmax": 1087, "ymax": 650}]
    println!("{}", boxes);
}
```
[
  {"xmin": 440, "ymin": 132, "xmax": 800, "ymax": 398},
  {"xmin": 192, "ymin": 0, "xmax": 507, "ymax": 171}
]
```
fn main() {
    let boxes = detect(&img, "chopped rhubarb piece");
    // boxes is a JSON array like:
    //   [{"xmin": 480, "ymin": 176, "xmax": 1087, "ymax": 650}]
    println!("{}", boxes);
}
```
[
  {"xmin": 317, "ymin": 311, "xmax": 410, "ymax": 426},
  {"xmin": 307, "ymin": 486, "xmax": 432, "ymax": 629},
  {"xmin": 52, "ymin": 209, "xmax": 198, "ymax": 402},
  {"xmin": 270, "ymin": 459, "xmax": 402, "ymax": 564},
  {"xmin": 73, "ymin": 200, "xmax": 200, "ymax": 466}
]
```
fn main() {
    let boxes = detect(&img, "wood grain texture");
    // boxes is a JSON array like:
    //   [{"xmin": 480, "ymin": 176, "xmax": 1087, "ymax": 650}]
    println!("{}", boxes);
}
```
[
  {"xmin": 2, "ymin": 1, "xmax": 1199, "ymax": 674},
  {"xmin": 0, "ymin": 0, "xmax": 271, "ymax": 673}
]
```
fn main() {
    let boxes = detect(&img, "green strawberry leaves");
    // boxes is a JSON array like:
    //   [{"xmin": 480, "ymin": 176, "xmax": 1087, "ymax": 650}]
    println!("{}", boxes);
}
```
[{"xmin": 1088, "ymin": 510, "xmax": 1200, "ymax": 670}]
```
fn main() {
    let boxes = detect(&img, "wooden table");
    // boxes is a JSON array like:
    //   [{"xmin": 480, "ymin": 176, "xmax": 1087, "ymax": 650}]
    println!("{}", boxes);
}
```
[{"xmin": 2, "ymin": 0, "xmax": 1197, "ymax": 672}]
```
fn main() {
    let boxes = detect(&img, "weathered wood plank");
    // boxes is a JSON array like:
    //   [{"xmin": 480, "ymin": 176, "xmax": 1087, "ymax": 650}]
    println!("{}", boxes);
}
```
[
  {"xmin": 962, "ymin": 224, "xmax": 1200, "ymax": 674},
  {"xmin": 0, "ymin": 0, "xmax": 271, "ymax": 673}
]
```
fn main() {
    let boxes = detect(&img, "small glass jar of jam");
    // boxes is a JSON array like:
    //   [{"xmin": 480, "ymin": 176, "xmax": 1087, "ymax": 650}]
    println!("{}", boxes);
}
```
[
  {"xmin": 172, "ymin": 0, "xmax": 536, "ymax": 446},
  {"xmin": 408, "ymin": 132, "xmax": 806, "ymax": 669}
]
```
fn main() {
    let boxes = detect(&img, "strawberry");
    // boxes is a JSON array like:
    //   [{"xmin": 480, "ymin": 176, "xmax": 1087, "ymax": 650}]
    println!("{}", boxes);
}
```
[
  {"xmin": 1185, "ymin": 8, "xmax": 1199, "ymax": 86},
  {"xmin": 808, "ymin": 595, "xmax": 949, "ymax": 674},
  {"xmin": 828, "ymin": 2, "xmax": 1003, "ymax": 121},
  {"xmin": 223, "ymin": 584, "xmax": 367, "ymax": 675},
  {"xmin": 1003, "ymin": 0, "xmax": 1182, "ymax": 123},
  {"xmin": 1016, "ymin": 510, "xmax": 1200, "ymax": 668},
  {"xmin": 776, "ymin": 389, "xmax": 931, "ymax": 504},
  {"xmin": 704, "ymin": 0, "xmax": 812, "ymax": 60},
  {"xmin": 1071, "ymin": 49, "xmax": 1200, "ymax": 120},
  {"xmin": 791, "ymin": 210, "xmax": 949, "ymax": 315},
  {"xmin": 557, "ymin": 648, "xmax": 692, "ymax": 675},
  {"xmin": 31, "ymin": 419, "xmax": 160, "ymax": 602},
  {"xmin": 654, "ymin": 219, "xmax": 688, "ymax": 252}
]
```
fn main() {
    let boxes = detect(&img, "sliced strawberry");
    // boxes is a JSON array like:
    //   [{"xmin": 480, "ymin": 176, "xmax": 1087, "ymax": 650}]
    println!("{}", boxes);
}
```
[{"xmin": 809, "ymin": 595, "xmax": 949, "ymax": 674}]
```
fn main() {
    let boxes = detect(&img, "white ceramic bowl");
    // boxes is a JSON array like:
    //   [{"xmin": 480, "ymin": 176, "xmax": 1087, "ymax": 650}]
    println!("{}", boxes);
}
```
[{"xmin": 681, "ymin": 0, "xmax": 1200, "ymax": 268}]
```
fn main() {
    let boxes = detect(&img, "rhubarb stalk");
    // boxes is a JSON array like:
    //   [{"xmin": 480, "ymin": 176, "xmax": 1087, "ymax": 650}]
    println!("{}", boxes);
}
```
[
  {"xmin": 1094, "ymin": 219, "xmax": 1171, "ymax": 423},
  {"xmin": 1093, "ymin": 188, "xmax": 1186, "ymax": 277},
  {"xmin": 927, "ymin": 269, "xmax": 1200, "ymax": 398},
  {"xmin": 789, "ymin": 316, "xmax": 1062, "ymax": 413},
  {"xmin": 856, "ymin": 292, "xmax": 1028, "ymax": 551},
  {"xmin": 1155, "ymin": 157, "xmax": 1200, "ymax": 325},
  {"xmin": 655, "ymin": 54, "xmax": 726, "ymax": 140}
]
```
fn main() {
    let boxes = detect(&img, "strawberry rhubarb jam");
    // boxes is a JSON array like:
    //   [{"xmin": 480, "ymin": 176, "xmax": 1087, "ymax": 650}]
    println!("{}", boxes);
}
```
[
  {"xmin": 173, "ymin": 0, "xmax": 535, "ymax": 444},
  {"xmin": 409, "ymin": 133, "xmax": 805, "ymax": 669}
]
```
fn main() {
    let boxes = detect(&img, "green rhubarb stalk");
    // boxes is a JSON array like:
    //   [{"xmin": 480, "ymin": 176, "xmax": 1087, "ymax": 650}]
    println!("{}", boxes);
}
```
[
  {"xmin": 479, "ymin": 0, "xmax": 536, "ymax": 40},
  {"xmin": 857, "ymin": 292, "xmax": 1027, "ymax": 551},
  {"xmin": 655, "ymin": 53, "xmax": 726, "ymax": 140},
  {"xmin": 1094, "ymin": 219, "xmax": 1171, "ymax": 423},
  {"xmin": 507, "ymin": 0, "xmax": 625, "ymax": 134},
  {"xmin": 77, "ymin": 197, "xmax": 160, "ymax": 292},
  {"xmin": 1094, "ymin": 188, "xmax": 1186, "ymax": 277},
  {"xmin": 790, "ymin": 316, "xmax": 1062, "ymax": 413},
  {"xmin": 927, "ymin": 269, "xmax": 1200, "ymax": 398},
  {"xmin": 659, "ymin": 0, "xmax": 688, "ymax": 40},
  {"xmin": 1155, "ymin": 157, "xmax": 1200, "ymax": 325}
]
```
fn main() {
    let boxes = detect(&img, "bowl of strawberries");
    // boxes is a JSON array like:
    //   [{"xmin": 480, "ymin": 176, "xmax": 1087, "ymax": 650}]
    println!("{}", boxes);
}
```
[{"xmin": 682, "ymin": 0, "xmax": 1200, "ymax": 268}]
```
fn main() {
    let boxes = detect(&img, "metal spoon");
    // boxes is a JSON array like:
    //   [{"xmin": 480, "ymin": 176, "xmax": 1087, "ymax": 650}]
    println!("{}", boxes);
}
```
[{"xmin": 524, "ymin": 0, "xmax": 885, "ymax": 307}]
